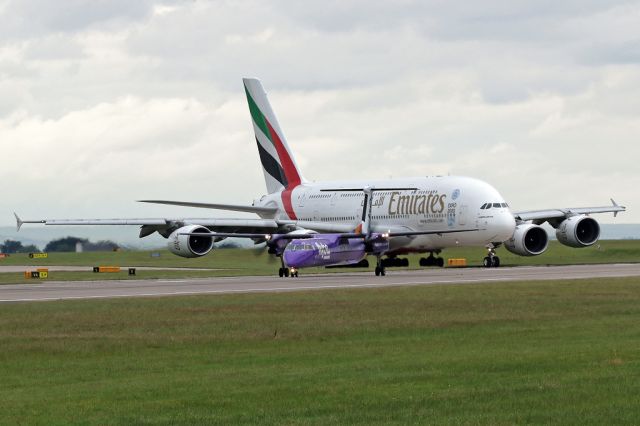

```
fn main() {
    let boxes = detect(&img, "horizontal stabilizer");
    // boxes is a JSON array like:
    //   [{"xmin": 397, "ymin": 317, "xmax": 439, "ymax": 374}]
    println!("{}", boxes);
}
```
[
  {"xmin": 14, "ymin": 212, "xmax": 23, "ymax": 232},
  {"xmin": 138, "ymin": 200, "xmax": 278, "ymax": 217}
]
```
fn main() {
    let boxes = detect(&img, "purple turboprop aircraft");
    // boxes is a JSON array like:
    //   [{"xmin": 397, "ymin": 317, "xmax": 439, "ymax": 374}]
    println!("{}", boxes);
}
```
[{"xmin": 282, "ymin": 233, "xmax": 390, "ymax": 277}]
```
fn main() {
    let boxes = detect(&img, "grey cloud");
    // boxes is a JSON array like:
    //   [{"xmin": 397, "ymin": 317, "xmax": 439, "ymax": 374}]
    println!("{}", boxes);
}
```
[
  {"xmin": 273, "ymin": 0, "xmax": 633, "ymax": 37},
  {"xmin": 0, "ymin": 0, "xmax": 157, "ymax": 39},
  {"xmin": 580, "ymin": 40, "xmax": 640, "ymax": 65},
  {"xmin": 0, "ymin": 0, "xmax": 638, "ymax": 222}
]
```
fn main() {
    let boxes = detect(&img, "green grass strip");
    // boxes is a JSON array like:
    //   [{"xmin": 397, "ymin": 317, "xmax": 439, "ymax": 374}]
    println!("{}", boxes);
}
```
[{"xmin": 0, "ymin": 277, "xmax": 639, "ymax": 424}]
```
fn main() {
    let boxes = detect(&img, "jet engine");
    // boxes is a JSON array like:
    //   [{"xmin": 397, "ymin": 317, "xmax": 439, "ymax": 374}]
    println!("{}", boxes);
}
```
[
  {"xmin": 555, "ymin": 215, "xmax": 600, "ymax": 248},
  {"xmin": 504, "ymin": 224, "xmax": 549, "ymax": 256},
  {"xmin": 167, "ymin": 225, "xmax": 214, "ymax": 258}
]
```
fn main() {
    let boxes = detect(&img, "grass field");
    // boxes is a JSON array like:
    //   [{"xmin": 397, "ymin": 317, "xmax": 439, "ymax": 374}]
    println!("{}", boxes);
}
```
[
  {"xmin": 0, "ymin": 239, "xmax": 639, "ymax": 284},
  {"xmin": 1, "ymin": 277, "xmax": 639, "ymax": 424}
]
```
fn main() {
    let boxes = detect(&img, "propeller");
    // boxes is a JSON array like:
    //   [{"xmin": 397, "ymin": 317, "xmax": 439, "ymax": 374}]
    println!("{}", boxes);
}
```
[{"xmin": 250, "ymin": 240, "xmax": 277, "ymax": 263}]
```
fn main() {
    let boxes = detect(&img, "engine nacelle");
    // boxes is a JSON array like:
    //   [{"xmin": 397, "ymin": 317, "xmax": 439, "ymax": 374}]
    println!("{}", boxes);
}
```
[
  {"xmin": 504, "ymin": 224, "xmax": 549, "ymax": 256},
  {"xmin": 555, "ymin": 215, "xmax": 600, "ymax": 248},
  {"xmin": 167, "ymin": 225, "xmax": 214, "ymax": 258}
]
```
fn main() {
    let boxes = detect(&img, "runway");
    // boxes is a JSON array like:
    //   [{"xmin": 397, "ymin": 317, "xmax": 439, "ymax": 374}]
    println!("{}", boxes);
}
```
[
  {"xmin": 0, "ymin": 265, "xmax": 221, "ymax": 272},
  {"xmin": 1, "ymin": 263, "xmax": 639, "ymax": 303}
]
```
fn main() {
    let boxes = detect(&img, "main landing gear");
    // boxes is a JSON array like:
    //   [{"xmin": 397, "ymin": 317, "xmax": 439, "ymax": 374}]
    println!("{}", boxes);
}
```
[
  {"xmin": 483, "ymin": 247, "xmax": 500, "ymax": 268},
  {"xmin": 375, "ymin": 256, "xmax": 386, "ymax": 277},
  {"xmin": 419, "ymin": 253, "xmax": 444, "ymax": 268}
]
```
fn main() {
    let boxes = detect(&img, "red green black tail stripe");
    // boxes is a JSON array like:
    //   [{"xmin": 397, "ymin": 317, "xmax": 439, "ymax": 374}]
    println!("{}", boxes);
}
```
[
  {"xmin": 245, "ymin": 87, "xmax": 301, "ymax": 187},
  {"xmin": 245, "ymin": 84, "xmax": 300, "ymax": 219}
]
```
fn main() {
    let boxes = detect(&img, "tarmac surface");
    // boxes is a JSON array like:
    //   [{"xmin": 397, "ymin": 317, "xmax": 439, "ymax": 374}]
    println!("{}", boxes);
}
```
[
  {"xmin": 1, "ymin": 263, "xmax": 640, "ymax": 303},
  {"xmin": 0, "ymin": 265, "xmax": 219, "ymax": 272}
]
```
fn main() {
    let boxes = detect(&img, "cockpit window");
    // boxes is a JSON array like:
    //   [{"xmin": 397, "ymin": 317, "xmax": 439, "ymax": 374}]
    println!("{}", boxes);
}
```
[{"xmin": 482, "ymin": 202, "xmax": 510, "ymax": 209}]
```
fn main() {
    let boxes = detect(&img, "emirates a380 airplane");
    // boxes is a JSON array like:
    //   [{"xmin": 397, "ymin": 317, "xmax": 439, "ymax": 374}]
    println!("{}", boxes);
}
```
[{"xmin": 16, "ymin": 78, "xmax": 625, "ymax": 277}]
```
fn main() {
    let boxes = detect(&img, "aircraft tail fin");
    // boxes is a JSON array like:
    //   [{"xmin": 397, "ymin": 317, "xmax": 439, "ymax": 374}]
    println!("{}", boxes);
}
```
[{"xmin": 243, "ymin": 78, "xmax": 305, "ymax": 194}]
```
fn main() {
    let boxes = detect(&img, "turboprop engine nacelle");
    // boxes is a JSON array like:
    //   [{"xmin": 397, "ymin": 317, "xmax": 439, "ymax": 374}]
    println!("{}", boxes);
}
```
[
  {"xmin": 168, "ymin": 225, "xmax": 214, "ymax": 258},
  {"xmin": 504, "ymin": 224, "xmax": 549, "ymax": 256},
  {"xmin": 555, "ymin": 215, "xmax": 600, "ymax": 248}
]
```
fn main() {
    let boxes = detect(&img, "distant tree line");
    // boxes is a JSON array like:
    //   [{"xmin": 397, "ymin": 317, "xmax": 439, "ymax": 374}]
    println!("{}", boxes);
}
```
[
  {"xmin": 0, "ymin": 237, "xmax": 119, "ymax": 253},
  {"xmin": 0, "ymin": 240, "xmax": 39, "ymax": 254},
  {"xmin": 44, "ymin": 237, "xmax": 119, "ymax": 252}
]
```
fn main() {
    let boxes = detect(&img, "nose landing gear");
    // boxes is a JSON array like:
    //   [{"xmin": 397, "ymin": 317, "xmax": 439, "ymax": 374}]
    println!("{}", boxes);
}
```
[
  {"xmin": 278, "ymin": 257, "xmax": 299, "ymax": 278},
  {"xmin": 278, "ymin": 267, "xmax": 289, "ymax": 277},
  {"xmin": 483, "ymin": 247, "xmax": 500, "ymax": 268},
  {"xmin": 374, "ymin": 256, "xmax": 386, "ymax": 276},
  {"xmin": 277, "ymin": 267, "xmax": 299, "ymax": 277}
]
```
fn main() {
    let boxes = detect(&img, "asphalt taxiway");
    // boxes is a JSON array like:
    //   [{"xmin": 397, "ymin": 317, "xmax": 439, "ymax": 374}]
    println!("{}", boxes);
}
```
[
  {"xmin": 1, "ymin": 263, "xmax": 640, "ymax": 303},
  {"xmin": 0, "ymin": 265, "xmax": 220, "ymax": 272}
]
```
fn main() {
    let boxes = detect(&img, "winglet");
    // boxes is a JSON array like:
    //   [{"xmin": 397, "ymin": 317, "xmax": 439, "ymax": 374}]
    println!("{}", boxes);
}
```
[{"xmin": 14, "ymin": 212, "xmax": 23, "ymax": 232}]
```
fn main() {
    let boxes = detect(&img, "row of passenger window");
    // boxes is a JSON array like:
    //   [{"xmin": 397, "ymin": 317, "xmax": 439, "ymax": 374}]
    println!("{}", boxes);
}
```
[
  {"xmin": 298, "ymin": 216, "xmax": 357, "ymax": 222},
  {"xmin": 481, "ymin": 202, "xmax": 509, "ymax": 209}
]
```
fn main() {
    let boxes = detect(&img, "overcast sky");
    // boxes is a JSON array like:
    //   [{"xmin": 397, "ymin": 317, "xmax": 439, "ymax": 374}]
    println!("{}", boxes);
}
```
[{"xmin": 1, "ymin": 0, "xmax": 639, "ymax": 226}]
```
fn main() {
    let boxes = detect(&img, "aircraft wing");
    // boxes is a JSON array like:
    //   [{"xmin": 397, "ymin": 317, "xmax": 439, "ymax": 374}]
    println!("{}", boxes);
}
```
[
  {"xmin": 15, "ymin": 211, "xmax": 377, "ymax": 239},
  {"xmin": 15, "ymin": 213, "xmax": 294, "ymax": 238},
  {"xmin": 513, "ymin": 199, "xmax": 626, "ymax": 223}
]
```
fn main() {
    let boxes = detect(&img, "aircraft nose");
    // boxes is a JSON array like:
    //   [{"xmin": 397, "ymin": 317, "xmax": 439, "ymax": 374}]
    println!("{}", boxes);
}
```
[{"xmin": 498, "ymin": 211, "xmax": 516, "ymax": 240}]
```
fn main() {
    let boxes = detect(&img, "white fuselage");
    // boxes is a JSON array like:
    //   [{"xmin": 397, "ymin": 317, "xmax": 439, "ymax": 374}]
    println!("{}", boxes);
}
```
[{"xmin": 256, "ymin": 176, "xmax": 516, "ymax": 253}]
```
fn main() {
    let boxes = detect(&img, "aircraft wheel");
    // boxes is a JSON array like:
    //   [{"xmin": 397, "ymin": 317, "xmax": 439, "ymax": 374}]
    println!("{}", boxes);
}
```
[
  {"xmin": 421, "ymin": 256, "xmax": 437, "ymax": 267},
  {"xmin": 436, "ymin": 257, "xmax": 444, "ymax": 268},
  {"xmin": 483, "ymin": 257, "xmax": 492, "ymax": 268},
  {"xmin": 491, "ymin": 256, "xmax": 500, "ymax": 268},
  {"xmin": 402, "ymin": 258, "xmax": 409, "ymax": 267},
  {"xmin": 381, "ymin": 267, "xmax": 386, "ymax": 276},
  {"xmin": 284, "ymin": 268, "xmax": 290, "ymax": 277},
  {"xmin": 375, "ymin": 266, "xmax": 381, "ymax": 276},
  {"xmin": 278, "ymin": 268, "xmax": 284, "ymax": 277}
]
